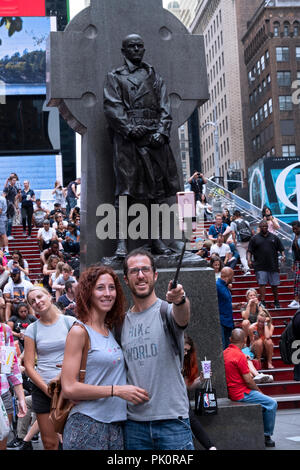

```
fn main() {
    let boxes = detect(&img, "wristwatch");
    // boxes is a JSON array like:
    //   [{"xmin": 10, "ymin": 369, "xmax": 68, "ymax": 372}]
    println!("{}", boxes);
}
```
[{"xmin": 174, "ymin": 293, "xmax": 186, "ymax": 306}]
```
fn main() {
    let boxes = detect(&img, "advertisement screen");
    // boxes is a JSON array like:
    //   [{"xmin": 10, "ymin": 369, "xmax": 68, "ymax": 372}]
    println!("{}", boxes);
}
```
[
  {"xmin": 248, "ymin": 156, "xmax": 300, "ymax": 225},
  {"xmin": 0, "ymin": 16, "xmax": 50, "ymax": 95},
  {"xmin": 0, "ymin": 1, "xmax": 45, "ymax": 17}
]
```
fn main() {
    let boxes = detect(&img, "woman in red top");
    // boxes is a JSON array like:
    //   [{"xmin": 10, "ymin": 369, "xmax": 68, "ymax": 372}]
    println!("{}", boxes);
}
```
[{"xmin": 183, "ymin": 335, "xmax": 216, "ymax": 450}]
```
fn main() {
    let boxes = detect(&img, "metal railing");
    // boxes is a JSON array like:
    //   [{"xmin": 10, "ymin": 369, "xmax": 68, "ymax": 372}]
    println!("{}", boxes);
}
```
[{"xmin": 204, "ymin": 178, "xmax": 294, "ymax": 270}]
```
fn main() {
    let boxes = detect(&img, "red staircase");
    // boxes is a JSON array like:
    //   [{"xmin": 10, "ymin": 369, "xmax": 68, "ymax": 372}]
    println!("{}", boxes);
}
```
[
  {"xmin": 192, "ymin": 220, "xmax": 300, "ymax": 410},
  {"xmin": 8, "ymin": 225, "xmax": 42, "ymax": 283}
]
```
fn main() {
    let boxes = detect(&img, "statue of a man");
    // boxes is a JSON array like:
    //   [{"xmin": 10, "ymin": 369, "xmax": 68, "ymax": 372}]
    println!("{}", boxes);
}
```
[{"xmin": 104, "ymin": 34, "xmax": 180, "ymax": 257}]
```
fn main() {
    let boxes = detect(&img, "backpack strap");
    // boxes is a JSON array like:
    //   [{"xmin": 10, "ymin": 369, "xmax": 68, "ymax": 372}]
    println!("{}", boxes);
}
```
[
  {"xmin": 113, "ymin": 321, "xmax": 123, "ymax": 347},
  {"xmin": 32, "ymin": 315, "xmax": 72, "ymax": 345}
]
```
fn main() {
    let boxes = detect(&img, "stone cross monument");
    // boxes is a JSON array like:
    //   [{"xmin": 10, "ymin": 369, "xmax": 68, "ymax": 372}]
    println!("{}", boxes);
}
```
[
  {"xmin": 46, "ymin": 0, "xmax": 208, "ymax": 269},
  {"xmin": 47, "ymin": 0, "xmax": 266, "ymax": 449}
]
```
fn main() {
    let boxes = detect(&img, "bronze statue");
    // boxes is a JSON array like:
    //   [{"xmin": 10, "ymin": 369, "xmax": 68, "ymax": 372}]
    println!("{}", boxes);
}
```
[{"xmin": 104, "ymin": 34, "xmax": 180, "ymax": 257}]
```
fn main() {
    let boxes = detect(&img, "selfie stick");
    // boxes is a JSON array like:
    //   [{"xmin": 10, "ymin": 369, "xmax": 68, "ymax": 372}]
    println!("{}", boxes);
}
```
[{"xmin": 171, "ymin": 239, "xmax": 186, "ymax": 289}]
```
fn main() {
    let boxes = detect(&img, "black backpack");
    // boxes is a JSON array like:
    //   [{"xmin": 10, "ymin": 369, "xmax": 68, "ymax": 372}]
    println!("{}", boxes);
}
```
[
  {"xmin": 279, "ymin": 311, "xmax": 300, "ymax": 364},
  {"xmin": 235, "ymin": 219, "xmax": 252, "ymax": 242}
]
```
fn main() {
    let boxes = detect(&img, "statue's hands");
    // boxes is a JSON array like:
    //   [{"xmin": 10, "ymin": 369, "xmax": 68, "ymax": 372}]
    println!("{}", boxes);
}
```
[
  {"xmin": 130, "ymin": 125, "xmax": 148, "ymax": 139},
  {"xmin": 150, "ymin": 133, "xmax": 166, "ymax": 148}
]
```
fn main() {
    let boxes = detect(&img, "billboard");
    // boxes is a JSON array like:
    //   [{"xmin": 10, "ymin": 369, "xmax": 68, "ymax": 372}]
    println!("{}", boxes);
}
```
[
  {"xmin": 248, "ymin": 156, "xmax": 300, "ymax": 224},
  {"xmin": 0, "ymin": 16, "xmax": 50, "ymax": 94},
  {"xmin": 0, "ymin": 1, "xmax": 45, "ymax": 17}
]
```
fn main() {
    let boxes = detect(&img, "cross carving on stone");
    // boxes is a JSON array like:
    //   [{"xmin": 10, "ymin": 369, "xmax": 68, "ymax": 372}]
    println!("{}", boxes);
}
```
[{"xmin": 47, "ymin": 0, "xmax": 208, "ymax": 268}]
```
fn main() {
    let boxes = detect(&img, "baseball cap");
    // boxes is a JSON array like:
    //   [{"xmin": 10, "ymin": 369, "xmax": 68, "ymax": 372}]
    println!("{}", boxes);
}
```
[{"xmin": 11, "ymin": 267, "xmax": 20, "ymax": 274}]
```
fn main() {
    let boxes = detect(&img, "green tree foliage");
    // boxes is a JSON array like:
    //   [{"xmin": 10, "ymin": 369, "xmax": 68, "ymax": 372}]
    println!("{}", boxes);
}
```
[
  {"xmin": 0, "ymin": 17, "xmax": 23, "ymax": 37},
  {"xmin": 0, "ymin": 50, "xmax": 46, "ymax": 83}
]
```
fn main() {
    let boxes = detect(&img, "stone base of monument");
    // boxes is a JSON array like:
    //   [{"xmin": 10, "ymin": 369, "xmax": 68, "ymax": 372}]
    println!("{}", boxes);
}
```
[
  {"xmin": 117, "ymin": 266, "xmax": 266, "ymax": 449},
  {"xmin": 101, "ymin": 248, "xmax": 207, "ymax": 270},
  {"xmin": 192, "ymin": 399, "xmax": 265, "ymax": 450}
]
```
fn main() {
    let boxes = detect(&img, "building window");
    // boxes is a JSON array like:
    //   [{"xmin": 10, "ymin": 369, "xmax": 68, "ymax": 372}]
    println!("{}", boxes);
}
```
[
  {"xmin": 274, "ymin": 22, "xmax": 280, "ymax": 37},
  {"xmin": 252, "ymin": 138, "xmax": 256, "ymax": 152},
  {"xmin": 264, "ymin": 102, "xmax": 268, "ymax": 119},
  {"xmin": 279, "ymin": 95, "xmax": 293, "ymax": 111},
  {"xmin": 283, "ymin": 23, "xmax": 290, "ymax": 37},
  {"xmin": 276, "ymin": 47, "xmax": 289, "ymax": 62},
  {"xmin": 296, "ymin": 47, "xmax": 300, "ymax": 60},
  {"xmin": 257, "ymin": 60, "xmax": 261, "ymax": 76},
  {"xmin": 268, "ymin": 98, "xmax": 273, "ymax": 114},
  {"xmin": 256, "ymin": 135, "xmax": 261, "ymax": 150},
  {"xmin": 267, "ymin": 74, "xmax": 271, "ymax": 84},
  {"xmin": 277, "ymin": 71, "xmax": 291, "ymax": 87},
  {"xmin": 261, "ymin": 55, "xmax": 265, "ymax": 71},
  {"xmin": 255, "ymin": 112, "xmax": 259, "ymax": 127},
  {"xmin": 294, "ymin": 22, "xmax": 299, "ymax": 37},
  {"xmin": 282, "ymin": 145, "xmax": 296, "ymax": 157},
  {"xmin": 265, "ymin": 49, "xmax": 270, "ymax": 61}
]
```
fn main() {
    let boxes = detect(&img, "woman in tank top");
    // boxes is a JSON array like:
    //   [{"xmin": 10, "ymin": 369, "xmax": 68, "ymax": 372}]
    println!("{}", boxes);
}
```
[
  {"xmin": 241, "ymin": 288, "xmax": 265, "ymax": 340},
  {"xmin": 61, "ymin": 265, "xmax": 149, "ymax": 450},
  {"xmin": 24, "ymin": 286, "xmax": 76, "ymax": 450}
]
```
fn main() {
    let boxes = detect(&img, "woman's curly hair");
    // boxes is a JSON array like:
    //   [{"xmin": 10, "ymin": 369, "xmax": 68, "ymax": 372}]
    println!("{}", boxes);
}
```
[{"xmin": 76, "ymin": 265, "xmax": 126, "ymax": 329}]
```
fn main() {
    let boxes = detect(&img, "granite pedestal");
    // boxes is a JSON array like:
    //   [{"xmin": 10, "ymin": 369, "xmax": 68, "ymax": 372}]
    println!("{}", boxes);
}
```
[{"xmin": 118, "ymin": 266, "xmax": 265, "ymax": 450}]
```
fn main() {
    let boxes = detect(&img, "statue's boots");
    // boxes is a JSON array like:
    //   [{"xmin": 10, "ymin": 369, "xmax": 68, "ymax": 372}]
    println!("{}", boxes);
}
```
[
  {"xmin": 151, "ymin": 238, "xmax": 172, "ymax": 255},
  {"xmin": 115, "ymin": 238, "xmax": 128, "ymax": 258}
]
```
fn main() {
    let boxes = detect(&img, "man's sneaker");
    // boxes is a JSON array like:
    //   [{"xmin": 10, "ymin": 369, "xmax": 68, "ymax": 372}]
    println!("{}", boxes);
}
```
[
  {"xmin": 253, "ymin": 373, "xmax": 265, "ymax": 383},
  {"xmin": 16, "ymin": 440, "xmax": 33, "ymax": 451},
  {"xmin": 254, "ymin": 373, "xmax": 274, "ymax": 384},
  {"xmin": 6, "ymin": 437, "xmax": 23, "ymax": 449},
  {"xmin": 288, "ymin": 300, "xmax": 300, "ymax": 308},
  {"xmin": 274, "ymin": 301, "xmax": 281, "ymax": 309},
  {"xmin": 7, "ymin": 235, "xmax": 14, "ymax": 240},
  {"xmin": 265, "ymin": 436, "xmax": 275, "ymax": 447}
]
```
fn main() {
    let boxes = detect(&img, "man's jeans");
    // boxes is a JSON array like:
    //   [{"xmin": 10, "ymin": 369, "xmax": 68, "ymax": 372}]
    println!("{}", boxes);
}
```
[
  {"xmin": 238, "ymin": 390, "xmax": 277, "ymax": 436},
  {"xmin": 221, "ymin": 325, "xmax": 233, "ymax": 350},
  {"xmin": 6, "ymin": 217, "xmax": 13, "ymax": 237},
  {"xmin": 124, "ymin": 418, "xmax": 194, "ymax": 450},
  {"xmin": 66, "ymin": 196, "xmax": 77, "ymax": 217}
]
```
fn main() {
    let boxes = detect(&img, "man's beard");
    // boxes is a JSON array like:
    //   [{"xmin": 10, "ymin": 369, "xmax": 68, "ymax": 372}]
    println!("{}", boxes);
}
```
[{"xmin": 128, "ymin": 277, "xmax": 156, "ymax": 299}]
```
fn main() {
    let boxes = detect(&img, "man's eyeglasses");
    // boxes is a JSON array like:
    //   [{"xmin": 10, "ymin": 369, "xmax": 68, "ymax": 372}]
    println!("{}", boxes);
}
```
[{"xmin": 128, "ymin": 266, "xmax": 152, "ymax": 276}]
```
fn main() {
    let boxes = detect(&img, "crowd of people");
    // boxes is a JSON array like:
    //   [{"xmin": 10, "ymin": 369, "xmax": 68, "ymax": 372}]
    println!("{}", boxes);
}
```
[{"xmin": 0, "ymin": 170, "xmax": 299, "ymax": 451}]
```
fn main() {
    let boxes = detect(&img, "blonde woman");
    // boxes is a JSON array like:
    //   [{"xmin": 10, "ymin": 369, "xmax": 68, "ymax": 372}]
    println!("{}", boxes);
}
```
[
  {"xmin": 241, "ymin": 288, "xmax": 264, "ymax": 339},
  {"xmin": 249, "ymin": 310, "xmax": 274, "ymax": 369},
  {"xmin": 42, "ymin": 255, "xmax": 59, "ymax": 293},
  {"xmin": 49, "ymin": 260, "xmax": 64, "ymax": 299},
  {"xmin": 24, "ymin": 286, "xmax": 76, "ymax": 450}
]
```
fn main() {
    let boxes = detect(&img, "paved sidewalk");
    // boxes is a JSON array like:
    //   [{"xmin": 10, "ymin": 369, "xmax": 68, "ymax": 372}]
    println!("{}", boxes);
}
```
[
  {"xmin": 7, "ymin": 409, "xmax": 300, "ymax": 451},
  {"xmin": 268, "ymin": 409, "xmax": 300, "ymax": 451}
]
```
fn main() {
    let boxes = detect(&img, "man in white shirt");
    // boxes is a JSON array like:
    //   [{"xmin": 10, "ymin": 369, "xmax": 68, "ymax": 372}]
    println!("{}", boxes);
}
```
[
  {"xmin": 37, "ymin": 219, "xmax": 57, "ymax": 251},
  {"xmin": 3, "ymin": 267, "xmax": 34, "ymax": 321},
  {"xmin": 230, "ymin": 210, "xmax": 252, "ymax": 275},
  {"xmin": 210, "ymin": 234, "xmax": 231, "ymax": 260}
]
